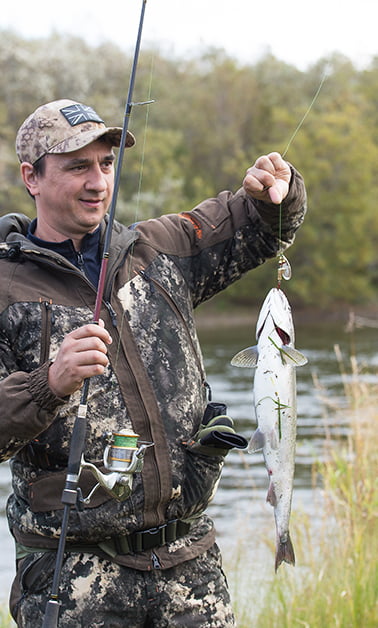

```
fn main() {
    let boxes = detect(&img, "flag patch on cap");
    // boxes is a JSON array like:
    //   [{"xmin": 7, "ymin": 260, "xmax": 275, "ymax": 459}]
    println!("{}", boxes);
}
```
[{"xmin": 60, "ymin": 103, "xmax": 104, "ymax": 126}]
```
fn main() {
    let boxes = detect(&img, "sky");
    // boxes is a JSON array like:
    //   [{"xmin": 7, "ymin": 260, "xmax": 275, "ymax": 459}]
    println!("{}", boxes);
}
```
[{"xmin": 2, "ymin": 0, "xmax": 378, "ymax": 71}]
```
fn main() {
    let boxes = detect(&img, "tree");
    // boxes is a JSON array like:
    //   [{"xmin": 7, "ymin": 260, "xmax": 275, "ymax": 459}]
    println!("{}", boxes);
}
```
[{"xmin": 1, "ymin": 32, "xmax": 378, "ymax": 308}]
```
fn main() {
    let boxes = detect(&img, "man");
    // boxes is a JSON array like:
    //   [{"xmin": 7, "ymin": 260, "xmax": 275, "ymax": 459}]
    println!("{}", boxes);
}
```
[{"xmin": 0, "ymin": 99, "xmax": 306, "ymax": 627}]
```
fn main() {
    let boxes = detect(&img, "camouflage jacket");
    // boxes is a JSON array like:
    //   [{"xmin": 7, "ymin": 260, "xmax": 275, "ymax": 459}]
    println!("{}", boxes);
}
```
[{"xmin": 0, "ymin": 172, "xmax": 306, "ymax": 569}]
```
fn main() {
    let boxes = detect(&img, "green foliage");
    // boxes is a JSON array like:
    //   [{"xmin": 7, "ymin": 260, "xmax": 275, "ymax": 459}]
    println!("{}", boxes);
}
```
[{"xmin": 1, "ymin": 32, "xmax": 378, "ymax": 307}]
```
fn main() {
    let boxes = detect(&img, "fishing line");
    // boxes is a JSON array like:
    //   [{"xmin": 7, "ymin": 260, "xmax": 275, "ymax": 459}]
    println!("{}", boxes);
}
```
[
  {"xmin": 134, "ymin": 53, "xmax": 156, "ymax": 223},
  {"xmin": 282, "ymin": 65, "xmax": 329, "ymax": 159},
  {"xmin": 277, "ymin": 65, "xmax": 329, "ymax": 284},
  {"xmin": 105, "ymin": 48, "xmax": 156, "ymax": 394}
]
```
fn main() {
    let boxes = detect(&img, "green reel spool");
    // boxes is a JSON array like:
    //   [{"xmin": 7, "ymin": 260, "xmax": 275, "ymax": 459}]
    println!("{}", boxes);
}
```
[{"xmin": 105, "ymin": 429, "xmax": 140, "ymax": 471}]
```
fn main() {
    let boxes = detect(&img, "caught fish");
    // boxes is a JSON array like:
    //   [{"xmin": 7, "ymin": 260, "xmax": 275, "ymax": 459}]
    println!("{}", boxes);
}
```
[{"xmin": 231, "ymin": 287, "xmax": 307, "ymax": 571}]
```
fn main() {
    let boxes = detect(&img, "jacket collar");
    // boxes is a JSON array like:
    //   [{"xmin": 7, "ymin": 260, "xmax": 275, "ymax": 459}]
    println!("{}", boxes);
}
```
[{"xmin": 0, "ymin": 213, "xmax": 140, "ymax": 289}]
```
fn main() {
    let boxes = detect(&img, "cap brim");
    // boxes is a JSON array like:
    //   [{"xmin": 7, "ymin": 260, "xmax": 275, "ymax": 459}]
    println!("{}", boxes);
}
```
[
  {"xmin": 48, "ymin": 126, "xmax": 135, "ymax": 156},
  {"xmin": 101, "ymin": 127, "xmax": 136, "ymax": 148}
]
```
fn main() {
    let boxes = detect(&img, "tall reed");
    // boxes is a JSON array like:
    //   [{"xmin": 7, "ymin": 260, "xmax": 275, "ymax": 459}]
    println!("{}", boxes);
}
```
[{"xmin": 230, "ymin": 342, "xmax": 378, "ymax": 628}]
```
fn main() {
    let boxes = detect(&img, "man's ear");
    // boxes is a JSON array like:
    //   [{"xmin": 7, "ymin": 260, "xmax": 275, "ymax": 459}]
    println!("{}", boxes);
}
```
[{"xmin": 20, "ymin": 162, "xmax": 39, "ymax": 196}]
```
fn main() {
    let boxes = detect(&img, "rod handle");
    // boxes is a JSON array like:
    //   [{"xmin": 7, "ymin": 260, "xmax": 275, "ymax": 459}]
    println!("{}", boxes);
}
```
[{"xmin": 41, "ymin": 599, "xmax": 60, "ymax": 628}]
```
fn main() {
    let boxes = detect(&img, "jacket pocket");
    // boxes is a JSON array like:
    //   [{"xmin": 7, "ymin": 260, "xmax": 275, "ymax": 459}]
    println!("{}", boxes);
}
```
[
  {"xmin": 20, "ymin": 552, "xmax": 57, "ymax": 595},
  {"xmin": 180, "ymin": 448, "xmax": 224, "ymax": 518},
  {"xmin": 9, "ymin": 551, "xmax": 57, "ymax": 621},
  {"xmin": 28, "ymin": 463, "xmax": 112, "ymax": 512}
]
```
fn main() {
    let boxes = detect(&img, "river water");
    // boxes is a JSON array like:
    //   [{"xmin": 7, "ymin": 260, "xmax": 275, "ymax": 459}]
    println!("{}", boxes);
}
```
[{"xmin": 0, "ymin": 309, "xmax": 376, "ymax": 608}]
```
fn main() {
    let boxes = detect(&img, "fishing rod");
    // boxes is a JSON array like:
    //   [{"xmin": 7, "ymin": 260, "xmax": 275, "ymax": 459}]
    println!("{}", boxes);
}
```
[{"xmin": 42, "ymin": 2, "xmax": 150, "ymax": 626}]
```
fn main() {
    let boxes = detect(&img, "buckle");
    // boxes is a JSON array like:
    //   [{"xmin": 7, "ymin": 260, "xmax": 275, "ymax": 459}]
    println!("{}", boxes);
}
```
[
  {"xmin": 132, "ymin": 524, "xmax": 166, "ymax": 552},
  {"xmin": 113, "ymin": 519, "xmax": 190, "ymax": 555}
]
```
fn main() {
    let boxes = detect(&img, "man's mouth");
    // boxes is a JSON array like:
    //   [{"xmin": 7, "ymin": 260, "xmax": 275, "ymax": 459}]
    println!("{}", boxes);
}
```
[{"xmin": 80, "ymin": 198, "xmax": 104, "ymax": 207}]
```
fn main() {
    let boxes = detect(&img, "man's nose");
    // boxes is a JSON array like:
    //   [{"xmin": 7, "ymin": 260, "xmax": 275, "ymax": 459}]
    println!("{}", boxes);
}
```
[{"xmin": 85, "ymin": 165, "xmax": 107, "ymax": 191}]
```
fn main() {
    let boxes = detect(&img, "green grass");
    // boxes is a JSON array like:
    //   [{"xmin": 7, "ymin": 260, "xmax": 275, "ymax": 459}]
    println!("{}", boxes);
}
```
[{"xmin": 228, "ymin": 344, "xmax": 378, "ymax": 628}]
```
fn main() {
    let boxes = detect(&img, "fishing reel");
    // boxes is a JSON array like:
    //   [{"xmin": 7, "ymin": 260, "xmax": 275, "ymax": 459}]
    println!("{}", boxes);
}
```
[{"xmin": 80, "ymin": 430, "xmax": 153, "ymax": 503}]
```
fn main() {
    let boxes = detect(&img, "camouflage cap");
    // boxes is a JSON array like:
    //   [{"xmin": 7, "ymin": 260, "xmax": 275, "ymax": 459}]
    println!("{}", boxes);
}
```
[{"xmin": 16, "ymin": 99, "xmax": 136, "ymax": 164}]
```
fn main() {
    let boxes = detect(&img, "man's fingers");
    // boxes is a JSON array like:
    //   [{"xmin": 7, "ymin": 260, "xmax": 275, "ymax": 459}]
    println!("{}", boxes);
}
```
[
  {"xmin": 70, "ymin": 323, "xmax": 112, "ymax": 345},
  {"xmin": 243, "ymin": 152, "xmax": 291, "ymax": 204},
  {"xmin": 253, "ymin": 154, "xmax": 276, "ymax": 174},
  {"xmin": 48, "ymin": 323, "xmax": 113, "ymax": 397},
  {"xmin": 70, "ymin": 336, "xmax": 110, "ymax": 356},
  {"xmin": 267, "ymin": 184, "xmax": 284, "ymax": 205}
]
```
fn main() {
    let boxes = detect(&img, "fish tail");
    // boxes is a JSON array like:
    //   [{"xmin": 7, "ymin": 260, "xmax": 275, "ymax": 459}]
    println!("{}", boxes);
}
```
[{"xmin": 275, "ymin": 532, "xmax": 295, "ymax": 572}]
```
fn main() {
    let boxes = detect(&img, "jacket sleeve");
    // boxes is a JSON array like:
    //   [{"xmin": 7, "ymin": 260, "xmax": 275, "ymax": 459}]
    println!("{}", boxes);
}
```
[
  {"xmin": 136, "ymin": 164, "xmax": 306, "ymax": 306},
  {"xmin": 0, "ymin": 358, "xmax": 66, "ymax": 462}
]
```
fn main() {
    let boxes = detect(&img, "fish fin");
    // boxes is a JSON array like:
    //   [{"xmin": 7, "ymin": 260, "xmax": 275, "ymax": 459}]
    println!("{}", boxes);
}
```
[
  {"xmin": 270, "ymin": 428, "xmax": 279, "ymax": 450},
  {"xmin": 275, "ymin": 532, "xmax": 295, "ymax": 572},
  {"xmin": 281, "ymin": 346, "xmax": 308, "ymax": 367},
  {"xmin": 247, "ymin": 428, "xmax": 265, "ymax": 453},
  {"xmin": 231, "ymin": 346, "xmax": 258, "ymax": 368},
  {"xmin": 266, "ymin": 481, "xmax": 277, "ymax": 507}
]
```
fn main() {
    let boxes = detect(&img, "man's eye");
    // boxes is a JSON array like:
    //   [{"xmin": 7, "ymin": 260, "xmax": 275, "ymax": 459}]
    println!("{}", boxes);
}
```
[{"xmin": 71, "ymin": 164, "xmax": 86, "ymax": 171}]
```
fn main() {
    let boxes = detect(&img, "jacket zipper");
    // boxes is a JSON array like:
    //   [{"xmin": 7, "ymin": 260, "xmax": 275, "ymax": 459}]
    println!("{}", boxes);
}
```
[
  {"xmin": 105, "ymin": 301, "xmax": 118, "ymax": 327},
  {"xmin": 39, "ymin": 298, "xmax": 53, "ymax": 365},
  {"xmin": 76, "ymin": 251, "xmax": 85, "ymax": 274}
]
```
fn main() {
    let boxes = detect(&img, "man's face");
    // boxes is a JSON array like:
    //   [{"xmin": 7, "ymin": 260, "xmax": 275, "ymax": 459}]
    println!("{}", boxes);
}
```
[{"xmin": 30, "ymin": 139, "xmax": 116, "ymax": 241}]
